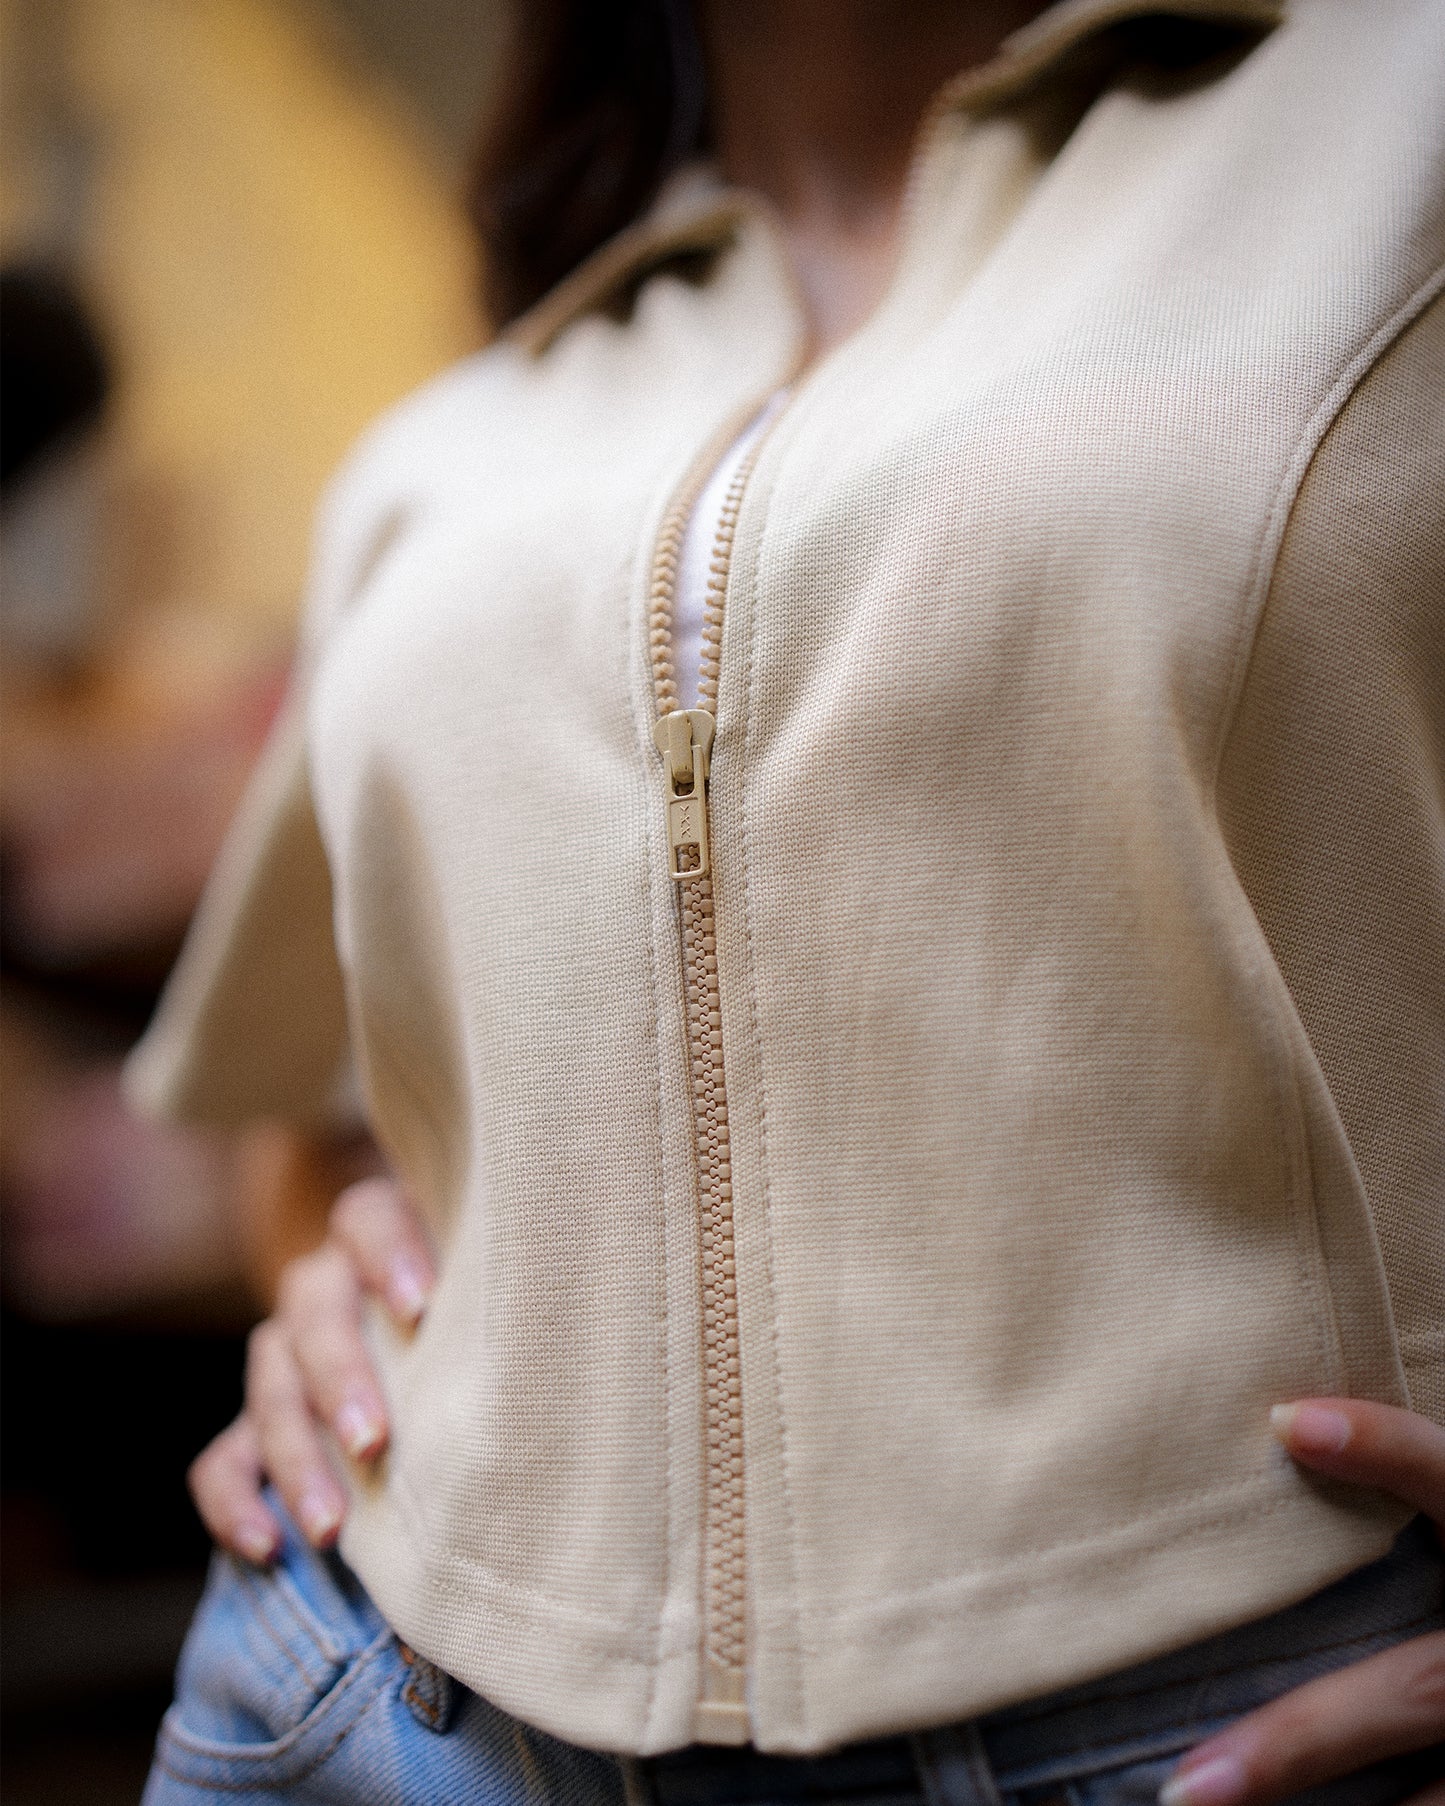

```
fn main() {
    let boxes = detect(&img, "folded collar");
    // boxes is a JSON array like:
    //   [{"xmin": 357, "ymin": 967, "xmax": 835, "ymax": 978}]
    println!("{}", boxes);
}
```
[{"xmin": 509, "ymin": 0, "xmax": 1286, "ymax": 355}]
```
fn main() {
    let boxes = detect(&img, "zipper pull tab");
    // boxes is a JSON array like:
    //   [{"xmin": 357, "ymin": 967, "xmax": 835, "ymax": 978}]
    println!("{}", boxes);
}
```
[{"xmin": 653, "ymin": 709, "xmax": 715, "ymax": 881}]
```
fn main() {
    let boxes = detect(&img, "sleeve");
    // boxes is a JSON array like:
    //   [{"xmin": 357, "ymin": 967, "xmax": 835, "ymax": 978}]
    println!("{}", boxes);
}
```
[
  {"xmin": 122, "ymin": 688, "xmax": 352, "ymax": 1127},
  {"xmin": 122, "ymin": 453, "xmax": 401, "ymax": 1130}
]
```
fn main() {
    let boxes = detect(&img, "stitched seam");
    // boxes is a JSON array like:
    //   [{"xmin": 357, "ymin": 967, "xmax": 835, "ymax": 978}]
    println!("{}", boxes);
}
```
[
  {"xmin": 411, "ymin": 1479, "xmax": 1405, "ymax": 1665},
  {"xmin": 738, "ymin": 430, "xmax": 807, "ymax": 1739},
  {"xmin": 233, "ymin": 1564, "xmax": 338, "ymax": 1695},
  {"xmin": 1289, "ymin": 1022, "xmax": 1347, "ymax": 1395},
  {"xmin": 720, "ymin": 413, "xmax": 1319, "ymax": 1692},
  {"xmin": 800, "ymin": 1481, "xmax": 1353, "ymax": 1635},
  {"xmin": 155, "ymin": 1630, "xmax": 394, "ymax": 1785},
  {"xmin": 1203, "ymin": 832, "xmax": 1341, "ymax": 1404},
  {"xmin": 234, "ymin": 1600, "xmax": 308, "ymax": 1701},
  {"xmin": 211, "ymin": 1559, "xmax": 315, "ymax": 1692},
  {"xmin": 1258, "ymin": 928, "xmax": 1341, "ymax": 1399},
  {"xmin": 1209, "ymin": 265, "xmax": 1445, "ymax": 1408},
  {"xmin": 634, "ymin": 503, "xmax": 675, "ymax": 1746},
  {"xmin": 364, "ymin": 1471, "xmax": 664, "ymax": 1644},
  {"xmin": 1209, "ymin": 262, "xmax": 1445, "ymax": 796},
  {"xmin": 253, "ymin": 1558, "xmax": 349, "ymax": 1669},
  {"xmin": 401, "ymin": 1675, "xmax": 439, "ymax": 1721}
]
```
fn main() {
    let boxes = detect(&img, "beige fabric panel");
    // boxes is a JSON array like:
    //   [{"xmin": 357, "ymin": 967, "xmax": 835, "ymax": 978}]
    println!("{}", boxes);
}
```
[
  {"xmin": 120, "ymin": 0, "xmax": 1445, "ymax": 1760},
  {"xmin": 123, "ymin": 692, "xmax": 350, "ymax": 1128},
  {"xmin": 1219, "ymin": 293, "xmax": 1445, "ymax": 1418}
]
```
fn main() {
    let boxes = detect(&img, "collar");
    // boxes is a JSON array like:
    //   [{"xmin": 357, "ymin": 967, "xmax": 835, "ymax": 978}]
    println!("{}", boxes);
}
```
[
  {"xmin": 953, "ymin": 0, "xmax": 1283, "ymax": 110},
  {"xmin": 508, "ymin": 0, "xmax": 1286, "ymax": 357}
]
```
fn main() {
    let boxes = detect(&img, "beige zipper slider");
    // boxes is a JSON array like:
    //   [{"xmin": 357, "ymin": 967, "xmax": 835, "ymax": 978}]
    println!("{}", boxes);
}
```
[{"xmin": 654, "ymin": 708, "xmax": 715, "ymax": 880}]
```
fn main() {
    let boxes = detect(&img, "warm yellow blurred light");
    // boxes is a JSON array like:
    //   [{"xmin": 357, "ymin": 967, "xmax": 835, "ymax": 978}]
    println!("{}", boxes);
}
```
[{"xmin": 7, "ymin": 0, "xmax": 482, "ymax": 673}]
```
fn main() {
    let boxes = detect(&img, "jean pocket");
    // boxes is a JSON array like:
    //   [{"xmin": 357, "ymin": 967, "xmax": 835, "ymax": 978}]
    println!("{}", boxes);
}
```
[{"xmin": 149, "ymin": 1523, "xmax": 397, "ymax": 1794}]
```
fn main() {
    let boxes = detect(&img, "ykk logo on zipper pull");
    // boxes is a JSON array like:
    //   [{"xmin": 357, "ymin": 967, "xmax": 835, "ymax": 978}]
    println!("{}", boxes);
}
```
[{"xmin": 654, "ymin": 708, "xmax": 716, "ymax": 880}]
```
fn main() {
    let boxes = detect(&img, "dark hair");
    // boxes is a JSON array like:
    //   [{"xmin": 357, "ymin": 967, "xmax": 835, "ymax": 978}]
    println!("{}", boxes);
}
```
[
  {"xmin": 1, "ymin": 265, "xmax": 111, "ymax": 497},
  {"xmin": 469, "ymin": 0, "xmax": 710, "ymax": 328}
]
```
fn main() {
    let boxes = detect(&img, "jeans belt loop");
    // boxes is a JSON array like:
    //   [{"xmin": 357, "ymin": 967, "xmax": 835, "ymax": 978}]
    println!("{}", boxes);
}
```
[
  {"xmin": 397, "ymin": 1642, "xmax": 458, "ymax": 1734},
  {"xmin": 912, "ymin": 1722, "xmax": 1005, "ymax": 1806}
]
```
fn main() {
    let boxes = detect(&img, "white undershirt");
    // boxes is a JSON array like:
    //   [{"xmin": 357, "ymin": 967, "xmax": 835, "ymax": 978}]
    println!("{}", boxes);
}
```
[{"xmin": 673, "ymin": 392, "xmax": 789, "ymax": 707}]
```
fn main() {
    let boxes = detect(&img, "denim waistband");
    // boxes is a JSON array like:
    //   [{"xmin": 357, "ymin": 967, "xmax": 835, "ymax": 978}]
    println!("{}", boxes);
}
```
[{"xmin": 643, "ymin": 1516, "xmax": 1444, "ymax": 1805}]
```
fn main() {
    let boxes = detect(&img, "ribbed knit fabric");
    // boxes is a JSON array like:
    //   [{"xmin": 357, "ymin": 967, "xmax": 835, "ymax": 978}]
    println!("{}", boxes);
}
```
[{"xmin": 126, "ymin": 0, "xmax": 1444, "ymax": 1757}]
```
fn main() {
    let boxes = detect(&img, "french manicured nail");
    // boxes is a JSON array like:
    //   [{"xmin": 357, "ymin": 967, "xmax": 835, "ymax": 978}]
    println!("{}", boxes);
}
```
[
  {"xmin": 298, "ymin": 1489, "xmax": 342, "ymax": 1545},
  {"xmin": 1270, "ymin": 1401, "xmax": 1351, "ymax": 1454},
  {"xmin": 235, "ymin": 1521, "xmax": 278, "ymax": 1564},
  {"xmin": 335, "ymin": 1398, "xmax": 384, "ymax": 1459},
  {"xmin": 1159, "ymin": 1753, "xmax": 1248, "ymax": 1806},
  {"xmin": 388, "ymin": 1260, "xmax": 432, "ymax": 1323}
]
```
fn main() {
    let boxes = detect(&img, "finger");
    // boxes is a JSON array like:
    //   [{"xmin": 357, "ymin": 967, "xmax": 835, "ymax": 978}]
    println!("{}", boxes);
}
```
[
  {"xmin": 1270, "ymin": 1398, "xmax": 1445, "ymax": 1525},
  {"xmin": 330, "ymin": 1176, "xmax": 436, "ymax": 1326},
  {"xmin": 244, "ymin": 1319, "xmax": 347, "ymax": 1547},
  {"xmin": 277, "ymin": 1243, "xmax": 389, "ymax": 1461},
  {"xmin": 188, "ymin": 1415, "xmax": 281, "ymax": 1564},
  {"xmin": 1159, "ymin": 1631, "xmax": 1445, "ymax": 1806},
  {"xmin": 1404, "ymin": 1783, "xmax": 1445, "ymax": 1806}
]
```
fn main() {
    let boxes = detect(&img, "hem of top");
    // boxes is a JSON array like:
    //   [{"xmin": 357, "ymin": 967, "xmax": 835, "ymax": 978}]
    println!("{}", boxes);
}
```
[
  {"xmin": 337, "ymin": 1461, "xmax": 1409, "ymax": 1758},
  {"xmin": 750, "ymin": 1474, "xmax": 1409, "ymax": 1754},
  {"xmin": 337, "ymin": 1482, "xmax": 702, "ymax": 1757}
]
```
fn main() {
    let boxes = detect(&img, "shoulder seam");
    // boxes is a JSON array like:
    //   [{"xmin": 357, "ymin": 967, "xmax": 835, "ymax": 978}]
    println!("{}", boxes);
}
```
[{"xmin": 1209, "ymin": 262, "xmax": 1445, "ymax": 798}]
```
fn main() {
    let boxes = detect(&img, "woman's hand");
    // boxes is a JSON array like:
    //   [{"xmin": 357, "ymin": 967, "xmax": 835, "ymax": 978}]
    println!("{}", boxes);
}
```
[
  {"xmin": 1160, "ymin": 1398, "xmax": 1445, "ymax": 1806},
  {"xmin": 188, "ymin": 1176, "xmax": 435, "ymax": 1563}
]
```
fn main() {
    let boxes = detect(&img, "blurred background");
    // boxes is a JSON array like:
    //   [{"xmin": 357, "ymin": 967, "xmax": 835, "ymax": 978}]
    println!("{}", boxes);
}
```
[{"xmin": 1, "ymin": 1, "xmax": 496, "ymax": 1795}]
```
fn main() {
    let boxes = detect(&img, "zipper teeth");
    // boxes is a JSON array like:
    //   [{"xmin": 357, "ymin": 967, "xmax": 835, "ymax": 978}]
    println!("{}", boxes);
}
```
[
  {"xmin": 681, "ymin": 851, "xmax": 745, "ymax": 1680},
  {"xmin": 649, "ymin": 421, "xmax": 743, "ymax": 717},
  {"xmin": 697, "ymin": 445, "xmax": 764, "ymax": 706},
  {"xmin": 649, "ymin": 512, "xmax": 687, "ymax": 717},
  {"xmin": 648, "ymin": 397, "xmax": 788, "ymax": 1721},
  {"xmin": 685, "ymin": 430, "xmax": 771, "ymax": 1691}
]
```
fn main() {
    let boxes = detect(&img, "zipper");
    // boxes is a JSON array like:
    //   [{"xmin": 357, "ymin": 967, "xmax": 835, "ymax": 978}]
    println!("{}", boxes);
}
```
[
  {"xmin": 649, "ymin": 398, "xmax": 788, "ymax": 1746},
  {"xmin": 641, "ymin": 114, "xmax": 949, "ymax": 1738}
]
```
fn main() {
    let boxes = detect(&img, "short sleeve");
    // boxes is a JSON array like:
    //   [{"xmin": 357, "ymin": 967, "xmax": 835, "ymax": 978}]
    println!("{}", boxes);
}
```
[
  {"xmin": 122, "ymin": 686, "xmax": 352, "ymax": 1127},
  {"xmin": 122, "ymin": 448, "xmax": 404, "ymax": 1129}
]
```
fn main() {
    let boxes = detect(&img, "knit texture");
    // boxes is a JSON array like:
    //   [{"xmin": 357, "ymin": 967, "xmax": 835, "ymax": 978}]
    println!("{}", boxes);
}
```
[{"xmin": 127, "ymin": 0, "xmax": 1444, "ymax": 1756}]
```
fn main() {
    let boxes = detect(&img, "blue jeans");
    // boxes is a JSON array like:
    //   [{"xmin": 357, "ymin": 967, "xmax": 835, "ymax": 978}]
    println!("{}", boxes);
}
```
[{"xmin": 144, "ymin": 1510, "xmax": 1444, "ymax": 1805}]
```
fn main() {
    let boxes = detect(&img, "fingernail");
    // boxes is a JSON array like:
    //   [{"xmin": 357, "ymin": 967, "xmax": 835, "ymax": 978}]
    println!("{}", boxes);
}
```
[
  {"xmin": 298, "ymin": 1489, "xmax": 342, "ymax": 1545},
  {"xmin": 235, "ymin": 1521, "xmax": 278, "ymax": 1564},
  {"xmin": 388, "ymin": 1259, "xmax": 432, "ymax": 1324},
  {"xmin": 1271, "ymin": 1401, "xmax": 1351, "ymax": 1454},
  {"xmin": 335, "ymin": 1398, "xmax": 384, "ymax": 1460},
  {"xmin": 1159, "ymin": 1754, "xmax": 1248, "ymax": 1806}
]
